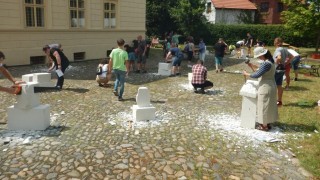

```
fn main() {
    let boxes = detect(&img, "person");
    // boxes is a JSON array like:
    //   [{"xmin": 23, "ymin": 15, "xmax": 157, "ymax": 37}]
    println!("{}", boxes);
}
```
[
  {"xmin": 243, "ymin": 47, "xmax": 278, "ymax": 131},
  {"xmin": 172, "ymin": 32, "xmax": 181, "ymax": 46},
  {"xmin": 236, "ymin": 39, "xmax": 245, "ymax": 59},
  {"xmin": 287, "ymin": 48, "xmax": 301, "ymax": 81},
  {"xmin": 0, "ymin": 51, "xmax": 24, "ymax": 94},
  {"xmin": 124, "ymin": 43, "xmax": 136, "ymax": 72},
  {"xmin": 49, "ymin": 43, "xmax": 63, "ymax": 51},
  {"xmin": 108, "ymin": 38, "xmax": 129, "ymax": 101},
  {"xmin": 273, "ymin": 37, "xmax": 292, "ymax": 105},
  {"xmin": 214, "ymin": 38, "xmax": 227, "ymax": 73},
  {"xmin": 255, "ymin": 39, "xmax": 265, "ymax": 47},
  {"xmin": 245, "ymin": 32, "xmax": 254, "ymax": 57},
  {"xmin": 187, "ymin": 36, "xmax": 195, "ymax": 68},
  {"xmin": 198, "ymin": 38, "xmax": 206, "ymax": 61},
  {"xmin": 191, "ymin": 60, "xmax": 213, "ymax": 94},
  {"xmin": 135, "ymin": 35, "xmax": 147, "ymax": 73},
  {"xmin": 96, "ymin": 58, "xmax": 111, "ymax": 87},
  {"xmin": 43, "ymin": 45, "xmax": 70, "ymax": 89},
  {"xmin": 151, "ymin": 36, "xmax": 159, "ymax": 47},
  {"xmin": 165, "ymin": 43, "xmax": 183, "ymax": 77}
]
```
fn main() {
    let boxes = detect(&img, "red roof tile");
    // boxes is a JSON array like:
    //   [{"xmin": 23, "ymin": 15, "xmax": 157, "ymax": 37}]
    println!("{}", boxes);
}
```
[{"xmin": 211, "ymin": 0, "xmax": 257, "ymax": 10}]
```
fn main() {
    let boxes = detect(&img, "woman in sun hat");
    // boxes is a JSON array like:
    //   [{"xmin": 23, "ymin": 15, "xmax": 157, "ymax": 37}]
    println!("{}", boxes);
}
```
[{"xmin": 243, "ymin": 47, "xmax": 278, "ymax": 131}]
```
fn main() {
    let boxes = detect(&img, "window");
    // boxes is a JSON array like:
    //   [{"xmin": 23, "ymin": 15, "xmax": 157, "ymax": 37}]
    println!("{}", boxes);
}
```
[
  {"xmin": 25, "ymin": 0, "xmax": 45, "ymax": 27},
  {"xmin": 260, "ymin": 2, "xmax": 269, "ymax": 12},
  {"xmin": 70, "ymin": 0, "xmax": 85, "ymax": 28},
  {"xmin": 278, "ymin": 2, "xmax": 284, "ymax": 12},
  {"xmin": 74, "ymin": 52, "xmax": 85, "ymax": 61},
  {"xmin": 206, "ymin": 2, "xmax": 212, "ymax": 13},
  {"xmin": 30, "ymin": 56, "xmax": 46, "ymax": 65},
  {"xmin": 104, "ymin": 1, "xmax": 116, "ymax": 28}
]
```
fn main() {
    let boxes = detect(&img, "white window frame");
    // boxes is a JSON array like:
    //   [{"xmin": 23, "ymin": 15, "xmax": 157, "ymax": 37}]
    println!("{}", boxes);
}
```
[
  {"xmin": 103, "ymin": 1, "xmax": 117, "ymax": 29},
  {"xmin": 24, "ymin": 0, "xmax": 45, "ymax": 28},
  {"xmin": 69, "ymin": 0, "xmax": 85, "ymax": 28}
]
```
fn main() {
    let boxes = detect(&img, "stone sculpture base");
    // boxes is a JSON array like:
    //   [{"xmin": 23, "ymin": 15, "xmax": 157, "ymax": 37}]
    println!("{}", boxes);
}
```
[
  {"xmin": 158, "ymin": 63, "xmax": 172, "ymax": 76},
  {"xmin": 132, "ymin": 105, "xmax": 156, "ymax": 121},
  {"xmin": 7, "ymin": 104, "xmax": 50, "ymax": 130},
  {"xmin": 240, "ymin": 97, "xmax": 257, "ymax": 129}
]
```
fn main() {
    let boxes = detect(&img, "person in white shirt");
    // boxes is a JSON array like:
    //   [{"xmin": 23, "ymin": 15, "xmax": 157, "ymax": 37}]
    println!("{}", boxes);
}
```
[
  {"xmin": 0, "ymin": 51, "xmax": 24, "ymax": 94},
  {"xmin": 236, "ymin": 39, "xmax": 245, "ymax": 59},
  {"xmin": 287, "ymin": 49, "xmax": 301, "ymax": 81},
  {"xmin": 96, "ymin": 59, "xmax": 111, "ymax": 87}
]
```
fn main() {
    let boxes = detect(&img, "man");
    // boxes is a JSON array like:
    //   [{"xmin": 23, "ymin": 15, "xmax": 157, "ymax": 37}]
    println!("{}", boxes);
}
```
[
  {"xmin": 214, "ymin": 38, "xmax": 227, "ymax": 73},
  {"xmin": 135, "ymin": 35, "xmax": 147, "ymax": 73},
  {"xmin": 108, "ymin": 38, "xmax": 129, "ymax": 101},
  {"xmin": 273, "ymin": 37, "xmax": 292, "ymax": 106},
  {"xmin": 0, "ymin": 51, "xmax": 24, "ymax": 94},
  {"xmin": 172, "ymin": 32, "xmax": 181, "ymax": 46},
  {"xmin": 245, "ymin": 32, "xmax": 254, "ymax": 57},
  {"xmin": 287, "ymin": 48, "xmax": 301, "ymax": 81},
  {"xmin": 165, "ymin": 43, "xmax": 183, "ymax": 77},
  {"xmin": 43, "ymin": 45, "xmax": 70, "ymax": 89},
  {"xmin": 191, "ymin": 60, "xmax": 213, "ymax": 94}
]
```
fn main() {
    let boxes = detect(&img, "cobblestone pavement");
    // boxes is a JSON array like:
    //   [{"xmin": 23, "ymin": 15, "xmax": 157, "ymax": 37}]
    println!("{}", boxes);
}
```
[{"xmin": 0, "ymin": 50, "xmax": 314, "ymax": 179}]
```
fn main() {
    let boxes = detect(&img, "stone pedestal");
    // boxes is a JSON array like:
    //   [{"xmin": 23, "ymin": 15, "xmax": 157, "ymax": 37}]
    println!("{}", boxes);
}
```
[
  {"xmin": 239, "ymin": 80, "xmax": 258, "ymax": 129},
  {"xmin": 240, "ymin": 48, "xmax": 247, "ymax": 59},
  {"xmin": 188, "ymin": 73, "xmax": 193, "ymax": 89},
  {"xmin": 132, "ymin": 87, "xmax": 156, "ymax": 121},
  {"xmin": 7, "ymin": 73, "xmax": 52, "ymax": 130},
  {"xmin": 158, "ymin": 63, "xmax": 172, "ymax": 76}
]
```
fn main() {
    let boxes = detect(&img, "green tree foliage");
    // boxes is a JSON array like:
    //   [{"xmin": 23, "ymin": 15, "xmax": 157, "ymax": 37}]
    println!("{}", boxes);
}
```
[{"xmin": 281, "ymin": 0, "xmax": 320, "ymax": 52}]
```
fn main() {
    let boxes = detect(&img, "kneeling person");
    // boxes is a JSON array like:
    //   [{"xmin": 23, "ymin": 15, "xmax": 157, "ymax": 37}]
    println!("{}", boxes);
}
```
[
  {"xmin": 191, "ymin": 60, "xmax": 213, "ymax": 94},
  {"xmin": 166, "ymin": 43, "xmax": 183, "ymax": 77},
  {"xmin": 96, "ymin": 58, "xmax": 111, "ymax": 87}
]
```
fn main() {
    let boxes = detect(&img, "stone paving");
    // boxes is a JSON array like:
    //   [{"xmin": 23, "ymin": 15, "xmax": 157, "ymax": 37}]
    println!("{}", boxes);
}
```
[{"xmin": 0, "ymin": 50, "xmax": 315, "ymax": 179}]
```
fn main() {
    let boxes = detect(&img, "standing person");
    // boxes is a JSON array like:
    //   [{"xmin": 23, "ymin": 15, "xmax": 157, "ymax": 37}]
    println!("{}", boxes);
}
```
[
  {"xmin": 165, "ymin": 43, "xmax": 183, "ymax": 77},
  {"xmin": 172, "ymin": 32, "xmax": 181, "ymax": 46},
  {"xmin": 135, "ymin": 35, "xmax": 147, "ymax": 73},
  {"xmin": 245, "ymin": 32, "xmax": 254, "ymax": 57},
  {"xmin": 191, "ymin": 60, "xmax": 213, "ymax": 94},
  {"xmin": 236, "ymin": 39, "xmax": 245, "ymax": 58},
  {"xmin": 96, "ymin": 59, "xmax": 111, "ymax": 87},
  {"xmin": 0, "ymin": 51, "xmax": 24, "ymax": 94},
  {"xmin": 243, "ymin": 47, "xmax": 278, "ymax": 131},
  {"xmin": 43, "ymin": 45, "xmax": 70, "ymax": 89},
  {"xmin": 108, "ymin": 38, "xmax": 129, "ymax": 101},
  {"xmin": 198, "ymin": 38, "xmax": 206, "ymax": 61},
  {"xmin": 287, "ymin": 48, "xmax": 301, "ymax": 81},
  {"xmin": 124, "ymin": 43, "xmax": 136, "ymax": 72},
  {"xmin": 187, "ymin": 36, "xmax": 195, "ymax": 68},
  {"xmin": 273, "ymin": 37, "xmax": 292, "ymax": 105},
  {"xmin": 214, "ymin": 38, "xmax": 227, "ymax": 73}
]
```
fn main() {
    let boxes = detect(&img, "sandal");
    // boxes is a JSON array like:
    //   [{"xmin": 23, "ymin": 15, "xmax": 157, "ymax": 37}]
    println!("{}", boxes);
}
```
[{"xmin": 257, "ymin": 124, "xmax": 269, "ymax": 131}]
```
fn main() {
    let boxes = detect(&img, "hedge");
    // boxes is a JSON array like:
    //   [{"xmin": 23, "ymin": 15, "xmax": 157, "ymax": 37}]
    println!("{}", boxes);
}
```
[{"xmin": 188, "ymin": 24, "xmax": 315, "ymax": 48}]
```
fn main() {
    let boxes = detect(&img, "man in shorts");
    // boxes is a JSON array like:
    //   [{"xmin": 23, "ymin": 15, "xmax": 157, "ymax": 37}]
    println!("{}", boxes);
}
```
[
  {"xmin": 288, "ymin": 48, "xmax": 301, "ymax": 81},
  {"xmin": 165, "ymin": 43, "xmax": 183, "ymax": 77},
  {"xmin": 214, "ymin": 38, "xmax": 227, "ymax": 73},
  {"xmin": 135, "ymin": 35, "xmax": 147, "ymax": 73}
]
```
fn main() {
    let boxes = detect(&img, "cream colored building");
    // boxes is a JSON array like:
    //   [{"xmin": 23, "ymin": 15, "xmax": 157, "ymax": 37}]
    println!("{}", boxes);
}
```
[{"xmin": 0, "ymin": 0, "xmax": 146, "ymax": 66}]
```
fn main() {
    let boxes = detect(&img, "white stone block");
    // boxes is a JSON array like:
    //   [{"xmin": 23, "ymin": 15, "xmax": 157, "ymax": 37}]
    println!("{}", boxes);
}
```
[
  {"xmin": 14, "ymin": 83, "xmax": 40, "ymax": 109},
  {"xmin": 240, "ymin": 48, "xmax": 247, "ymax": 58},
  {"xmin": 188, "ymin": 73, "xmax": 193, "ymax": 88},
  {"xmin": 33, "ymin": 73, "xmax": 54, "ymax": 87},
  {"xmin": 240, "ymin": 97, "xmax": 257, "ymax": 129},
  {"xmin": 7, "ymin": 104, "xmax": 50, "ymax": 130},
  {"xmin": 158, "ymin": 69, "xmax": 171, "ymax": 76},
  {"xmin": 136, "ymin": 87, "xmax": 151, "ymax": 107},
  {"xmin": 22, "ymin": 74, "xmax": 34, "ymax": 83},
  {"xmin": 239, "ymin": 80, "xmax": 258, "ymax": 98},
  {"xmin": 132, "ymin": 105, "xmax": 156, "ymax": 121},
  {"xmin": 158, "ymin": 63, "xmax": 172, "ymax": 70}
]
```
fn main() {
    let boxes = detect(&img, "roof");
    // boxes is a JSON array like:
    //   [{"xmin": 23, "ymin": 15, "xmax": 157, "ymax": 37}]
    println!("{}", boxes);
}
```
[{"xmin": 211, "ymin": 0, "xmax": 257, "ymax": 10}]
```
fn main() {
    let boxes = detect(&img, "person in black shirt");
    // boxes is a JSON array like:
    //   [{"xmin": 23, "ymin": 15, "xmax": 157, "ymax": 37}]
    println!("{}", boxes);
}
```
[
  {"xmin": 245, "ymin": 32, "xmax": 254, "ymax": 57},
  {"xmin": 43, "ymin": 45, "xmax": 70, "ymax": 89},
  {"xmin": 214, "ymin": 38, "xmax": 227, "ymax": 73}
]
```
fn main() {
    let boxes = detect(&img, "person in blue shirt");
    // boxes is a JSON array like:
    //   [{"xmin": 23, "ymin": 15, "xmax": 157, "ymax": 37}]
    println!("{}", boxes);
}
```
[{"xmin": 165, "ymin": 43, "xmax": 184, "ymax": 77}]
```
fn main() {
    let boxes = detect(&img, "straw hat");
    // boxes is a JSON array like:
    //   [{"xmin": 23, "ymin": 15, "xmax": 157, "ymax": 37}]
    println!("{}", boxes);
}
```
[{"xmin": 253, "ymin": 47, "xmax": 268, "ymax": 58}]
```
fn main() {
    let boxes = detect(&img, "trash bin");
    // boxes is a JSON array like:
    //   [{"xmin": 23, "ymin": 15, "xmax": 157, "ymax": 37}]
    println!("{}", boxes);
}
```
[{"xmin": 239, "ymin": 80, "xmax": 258, "ymax": 129}]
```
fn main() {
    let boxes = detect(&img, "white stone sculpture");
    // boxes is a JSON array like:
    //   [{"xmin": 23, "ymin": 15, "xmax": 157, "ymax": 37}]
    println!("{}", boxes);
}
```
[
  {"xmin": 188, "ymin": 73, "xmax": 193, "ymax": 89},
  {"xmin": 132, "ymin": 87, "xmax": 156, "ymax": 121},
  {"xmin": 7, "ymin": 73, "xmax": 52, "ymax": 130},
  {"xmin": 239, "ymin": 80, "xmax": 259, "ymax": 129},
  {"xmin": 158, "ymin": 62, "xmax": 172, "ymax": 76}
]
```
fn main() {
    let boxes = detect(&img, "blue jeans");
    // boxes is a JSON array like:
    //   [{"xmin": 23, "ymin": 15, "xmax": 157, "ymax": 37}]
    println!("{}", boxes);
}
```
[
  {"xmin": 199, "ymin": 52, "xmax": 206, "ymax": 61},
  {"xmin": 113, "ymin": 69, "xmax": 126, "ymax": 98}
]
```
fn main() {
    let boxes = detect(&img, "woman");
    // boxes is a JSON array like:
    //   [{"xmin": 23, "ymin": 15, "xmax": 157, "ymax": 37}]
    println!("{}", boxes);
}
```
[
  {"xmin": 96, "ymin": 59, "xmax": 110, "ymax": 87},
  {"xmin": 243, "ymin": 47, "xmax": 278, "ymax": 131}
]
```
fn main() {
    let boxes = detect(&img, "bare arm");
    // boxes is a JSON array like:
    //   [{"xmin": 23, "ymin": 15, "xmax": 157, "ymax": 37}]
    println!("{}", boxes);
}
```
[
  {"xmin": 0, "ymin": 66, "xmax": 16, "ymax": 83},
  {"xmin": 53, "ymin": 51, "xmax": 62, "ymax": 69},
  {"xmin": 108, "ymin": 58, "xmax": 113, "ymax": 74},
  {"xmin": 166, "ymin": 51, "xmax": 172, "ymax": 61}
]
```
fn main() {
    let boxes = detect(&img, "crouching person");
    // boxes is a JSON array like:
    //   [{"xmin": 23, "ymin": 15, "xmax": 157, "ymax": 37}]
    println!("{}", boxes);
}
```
[
  {"xmin": 191, "ymin": 60, "xmax": 213, "ymax": 94},
  {"xmin": 96, "ymin": 58, "xmax": 111, "ymax": 87}
]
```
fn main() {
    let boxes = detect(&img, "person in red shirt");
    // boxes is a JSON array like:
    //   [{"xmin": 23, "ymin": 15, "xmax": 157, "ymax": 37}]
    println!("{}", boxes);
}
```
[{"xmin": 191, "ymin": 60, "xmax": 213, "ymax": 94}]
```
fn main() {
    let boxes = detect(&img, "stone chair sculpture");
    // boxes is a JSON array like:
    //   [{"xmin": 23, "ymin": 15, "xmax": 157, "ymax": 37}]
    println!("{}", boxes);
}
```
[{"xmin": 132, "ymin": 87, "xmax": 156, "ymax": 121}]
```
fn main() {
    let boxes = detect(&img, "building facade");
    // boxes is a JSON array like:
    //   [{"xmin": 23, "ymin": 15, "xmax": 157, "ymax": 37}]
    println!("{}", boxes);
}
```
[
  {"xmin": 204, "ymin": 0, "xmax": 257, "ymax": 24},
  {"xmin": 249, "ymin": 0, "xmax": 284, "ymax": 24},
  {"xmin": 0, "ymin": 0, "xmax": 146, "ymax": 66}
]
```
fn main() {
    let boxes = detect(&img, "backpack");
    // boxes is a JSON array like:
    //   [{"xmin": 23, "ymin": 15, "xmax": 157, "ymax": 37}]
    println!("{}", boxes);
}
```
[{"xmin": 96, "ymin": 66, "xmax": 102, "ymax": 75}]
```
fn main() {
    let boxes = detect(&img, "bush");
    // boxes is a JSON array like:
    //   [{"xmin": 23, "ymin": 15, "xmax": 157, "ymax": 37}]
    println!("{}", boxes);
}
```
[{"xmin": 201, "ymin": 24, "xmax": 315, "ymax": 48}]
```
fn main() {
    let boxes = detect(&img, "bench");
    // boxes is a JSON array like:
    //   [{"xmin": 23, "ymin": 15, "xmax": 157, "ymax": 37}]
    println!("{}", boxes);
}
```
[{"xmin": 299, "ymin": 58, "xmax": 320, "ymax": 77}]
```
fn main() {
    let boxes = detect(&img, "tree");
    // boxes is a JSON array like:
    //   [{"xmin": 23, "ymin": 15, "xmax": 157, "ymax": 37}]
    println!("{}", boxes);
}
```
[{"xmin": 281, "ymin": 0, "xmax": 320, "ymax": 52}]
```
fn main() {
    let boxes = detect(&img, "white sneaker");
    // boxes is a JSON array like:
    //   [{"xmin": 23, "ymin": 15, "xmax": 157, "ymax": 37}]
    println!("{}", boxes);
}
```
[{"xmin": 188, "ymin": 64, "xmax": 192, "ymax": 68}]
